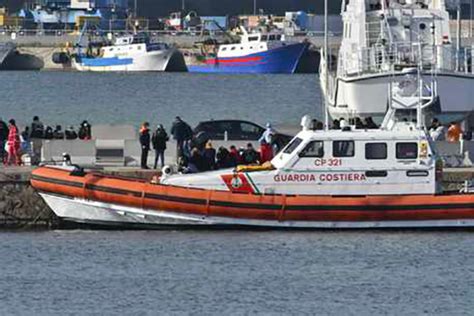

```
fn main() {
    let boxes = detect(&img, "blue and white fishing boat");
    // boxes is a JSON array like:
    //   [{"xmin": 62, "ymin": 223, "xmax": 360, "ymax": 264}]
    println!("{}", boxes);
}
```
[
  {"xmin": 189, "ymin": 27, "xmax": 310, "ymax": 74},
  {"xmin": 72, "ymin": 34, "xmax": 187, "ymax": 72}
]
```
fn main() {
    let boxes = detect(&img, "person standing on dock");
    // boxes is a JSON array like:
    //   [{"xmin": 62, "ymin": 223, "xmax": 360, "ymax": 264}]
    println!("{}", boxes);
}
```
[
  {"xmin": 171, "ymin": 116, "xmax": 193, "ymax": 163},
  {"xmin": 139, "ymin": 122, "xmax": 151, "ymax": 169},
  {"xmin": 30, "ymin": 116, "xmax": 44, "ymax": 165},
  {"xmin": 0, "ymin": 118, "xmax": 8, "ymax": 165},
  {"xmin": 258, "ymin": 123, "xmax": 276, "ymax": 163},
  {"xmin": 152, "ymin": 124, "xmax": 169, "ymax": 169},
  {"xmin": 6, "ymin": 119, "xmax": 20, "ymax": 166}
]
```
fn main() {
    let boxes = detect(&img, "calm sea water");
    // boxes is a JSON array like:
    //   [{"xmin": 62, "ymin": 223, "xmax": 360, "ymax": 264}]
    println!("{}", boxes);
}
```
[
  {"xmin": 0, "ymin": 72, "xmax": 322, "ymax": 130},
  {"xmin": 1, "ymin": 230, "xmax": 474, "ymax": 315}
]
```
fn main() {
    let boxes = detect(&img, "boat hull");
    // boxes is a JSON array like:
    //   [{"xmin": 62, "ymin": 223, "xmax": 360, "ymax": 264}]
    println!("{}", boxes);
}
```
[
  {"xmin": 188, "ymin": 42, "xmax": 309, "ymax": 74},
  {"xmin": 326, "ymin": 72, "xmax": 474, "ymax": 121},
  {"xmin": 39, "ymin": 192, "xmax": 474, "ymax": 229},
  {"xmin": 31, "ymin": 167, "xmax": 474, "ymax": 229},
  {"xmin": 73, "ymin": 48, "xmax": 187, "ymax": 72}
]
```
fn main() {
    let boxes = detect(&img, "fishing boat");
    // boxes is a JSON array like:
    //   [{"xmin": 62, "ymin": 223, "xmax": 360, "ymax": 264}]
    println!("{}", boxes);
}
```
[
  {"xmin": 30, "ymin": 72, "xmax": 474, "ymax": 228},
  {"xmin": 55, "ymin": 33, "xmax": 187, "ymax": 72},
  {"xmin": 320, "ymin": 0, "xmax": 474, "ymax": 122},
  {"xmin": 188, "ymin": 27, "xmax": 310, "ymax": 74}
]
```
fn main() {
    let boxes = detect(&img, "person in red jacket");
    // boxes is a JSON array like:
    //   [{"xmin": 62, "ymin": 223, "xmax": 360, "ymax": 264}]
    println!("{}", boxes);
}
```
[{"xmin": 6, "ymin": 119, "xmax": 20, "ymax": 166}]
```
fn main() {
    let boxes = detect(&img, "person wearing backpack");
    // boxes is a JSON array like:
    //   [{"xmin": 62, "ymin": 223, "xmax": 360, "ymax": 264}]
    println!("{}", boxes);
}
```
[{"xmin": 152, "ymin": 124, "xmax": 169, "ymax": 169}]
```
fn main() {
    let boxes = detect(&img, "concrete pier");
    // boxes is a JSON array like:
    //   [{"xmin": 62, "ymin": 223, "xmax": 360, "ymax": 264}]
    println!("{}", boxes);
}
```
[{"xmin": 0, "ymin": 167, "xmax": 58, "ymax": 229}]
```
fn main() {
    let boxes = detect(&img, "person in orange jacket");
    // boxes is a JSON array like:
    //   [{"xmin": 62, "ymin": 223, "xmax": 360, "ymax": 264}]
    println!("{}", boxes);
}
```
[
  {"xmin": 6, "ymin": 119, "xmax": 21, "ymax": 166},
  {"xmin": 447, "ymin": 122, "xmax": 463, "ymax": 142}
]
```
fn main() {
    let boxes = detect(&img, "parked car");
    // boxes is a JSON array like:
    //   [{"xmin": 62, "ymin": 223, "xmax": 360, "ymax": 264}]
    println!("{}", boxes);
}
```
[{"xmin": 193, "ymin": 119, "xmax": 293, "ymax": 149}]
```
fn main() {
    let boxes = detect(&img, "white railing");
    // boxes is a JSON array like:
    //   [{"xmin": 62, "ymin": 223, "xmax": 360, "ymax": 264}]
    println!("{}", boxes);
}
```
[{"xmin": 339, "ymin": 42, "xmax": 472, "ymax": 77}]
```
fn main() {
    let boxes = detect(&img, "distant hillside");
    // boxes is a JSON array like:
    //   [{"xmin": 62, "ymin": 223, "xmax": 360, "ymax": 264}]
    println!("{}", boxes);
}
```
[{"xmin": 0, "ymin": 0, "xmax": 341, "ymax": 16}]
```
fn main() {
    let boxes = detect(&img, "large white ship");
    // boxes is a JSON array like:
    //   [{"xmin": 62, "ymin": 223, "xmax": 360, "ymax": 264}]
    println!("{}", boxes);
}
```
[{"xmin": 320, "ymin": 0, "xmax": 474, "ymax": 122}]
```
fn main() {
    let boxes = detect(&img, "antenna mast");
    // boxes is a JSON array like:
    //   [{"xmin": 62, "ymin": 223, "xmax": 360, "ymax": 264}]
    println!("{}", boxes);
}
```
[{"xmin": 324, "ymin": 0, "xmax": 330, "ymax": 129}]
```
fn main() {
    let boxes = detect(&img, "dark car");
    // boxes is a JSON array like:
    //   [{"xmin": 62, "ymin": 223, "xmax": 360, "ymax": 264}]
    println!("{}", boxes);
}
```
[{"xmin": 193, "ymin": 120, "xmax": 293, "ymax": 149}]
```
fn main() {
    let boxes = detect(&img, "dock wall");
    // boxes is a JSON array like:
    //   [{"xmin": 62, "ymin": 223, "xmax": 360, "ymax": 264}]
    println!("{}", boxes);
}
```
[{"xmin": 0, "ymin": 168, "xmax": 59, "ymax": 229}]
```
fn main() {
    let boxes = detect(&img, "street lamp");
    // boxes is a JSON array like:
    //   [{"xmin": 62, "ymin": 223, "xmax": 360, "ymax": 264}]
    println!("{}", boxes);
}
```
[{"xmin": 253, "ymin": 0, "xmax": 257, "ymax": 15}]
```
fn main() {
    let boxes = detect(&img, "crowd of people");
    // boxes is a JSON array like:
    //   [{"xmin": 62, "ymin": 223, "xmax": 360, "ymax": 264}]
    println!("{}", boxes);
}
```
[
  {"xmin": 429, "ymin": 118, "xmax": 467, "ymax": 142},
  {"xmin": 330, "ymin": 116, "xmax": 469, "ymax": 143},
  {"xmin": 332, "ymin": 117, "xmax": 379, "ymax": 130},
  {"xmin": 0, "ymin": 116, "xmax": 93, "ymax": 166},
  {"xmin": 139, "ymin": 117, "xmax": 278, "ymax": 172}
]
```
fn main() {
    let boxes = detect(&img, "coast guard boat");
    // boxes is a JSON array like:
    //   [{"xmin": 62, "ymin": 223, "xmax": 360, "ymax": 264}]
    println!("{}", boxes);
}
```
[
  {"xmin": 189, "ymin": 27, "xmax": 310, "ymax": 74},
  {"xmin": 71, "ymin": 34, "xmax": 187, "ymax": 72},
  {"xmin": 320, "ymin": 0, "xmax": 474, "ymax": 121},
  {"xmin": 31, "ymin": 73, "xmax": 474, "ymax": 228}
]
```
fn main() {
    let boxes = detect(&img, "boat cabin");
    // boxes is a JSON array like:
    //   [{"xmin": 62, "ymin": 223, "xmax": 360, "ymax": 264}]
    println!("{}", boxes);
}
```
[
  {"xmin": 217, "ymin": 27, "xmax": 286, "ymax": 58},
  {"xmin": 161, "ymin": 118, "xmax": 440, "ymax": 197}
]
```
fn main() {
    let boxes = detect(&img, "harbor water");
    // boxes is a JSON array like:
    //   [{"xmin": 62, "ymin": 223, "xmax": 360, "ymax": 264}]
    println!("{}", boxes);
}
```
[
  {"xmin": 0, "ymin": 72, "xmax": 321, "ymax": 129},
  {"xmin": 1, "ymin": 230, "xmax": 473, "ymax": 315}
]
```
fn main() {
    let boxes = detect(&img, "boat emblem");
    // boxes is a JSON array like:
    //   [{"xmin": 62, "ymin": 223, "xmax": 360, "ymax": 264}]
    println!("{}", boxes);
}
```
[{"xmin": 231, "ymin": 176, "xmax": 243, "ymax": 189}]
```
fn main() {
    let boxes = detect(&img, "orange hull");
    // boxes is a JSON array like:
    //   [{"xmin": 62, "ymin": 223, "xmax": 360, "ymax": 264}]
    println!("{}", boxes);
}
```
[{"xmin": 31, "ymin": 167, "xmax": 474, "ymax": 225}]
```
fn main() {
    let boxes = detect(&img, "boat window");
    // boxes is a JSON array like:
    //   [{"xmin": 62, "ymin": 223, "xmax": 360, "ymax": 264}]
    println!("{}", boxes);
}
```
[
  {"xmin": 231, "ymin": 47, "xmax": 236, "ymax": 51},
  {"xmin": 396, "ymin": 143, "xmax": 418, "ymax": 159},
  {"xmin": 283, "ymin": 137, "xmax": 303, "ymax": 154},
  {"xmin": 365, "ymin": 143, "xmax": 387, "ymax": 160},
  {"xmin": 221, "ymin": 47, "xmax": 227, "ymax": 51},
  {"xmin": 277, "ymin": 35, "xmax": 282, "ymax": 40},
  {"xmin": 299, "ymin": 141, "xmax": 324, "ymax": 158},
  {"xmin": 248, "ymin": 36, "xmax": 259, "ymax": 42},
  {"xmin": 333, "ymin": 141, "xmax": 355, "ymax": 157},
  {"xmin": 261, "ymin": 35, "xmax": 268, "ymax": 41},
  {"xmin": 269, "ymin": 35, "xmax": 276, "ymax": 41},
  {"xmin": 407, "ymin": 170, "xmax": 429, "ymax": 177},
  {"xmin": 365, "ymin": 170, "xmax": 388, "ymax": 177}
]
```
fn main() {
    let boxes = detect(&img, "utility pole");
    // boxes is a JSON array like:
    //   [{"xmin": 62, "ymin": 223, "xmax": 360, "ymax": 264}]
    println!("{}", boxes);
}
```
[
  {"xmin": 182, "ymin": 0, "xmax": 186, "ymax": 12},
  {"xmin": 470, "ymin": 0, "xmax": 473, "ymax": 38},
  {"xmin": 253, "ymin": 0, "xmax": 257, "ymax": 15},
  {"xmin": 324, "ymin": 0, "xmax": 329, "ymax": 129},
  {"xmin": 134, "ymin": 0, "xmax": 137, "ymax": 17},
  {"xmin": 456, "ymin": 2, "xmax": 461, "ymax": 71}
]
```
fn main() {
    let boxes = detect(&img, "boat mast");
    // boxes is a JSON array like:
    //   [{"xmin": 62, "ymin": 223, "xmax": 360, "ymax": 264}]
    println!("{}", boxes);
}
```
[{"xmin": 323, "ymin": 0, "xmax": 329, "ymax": 129}]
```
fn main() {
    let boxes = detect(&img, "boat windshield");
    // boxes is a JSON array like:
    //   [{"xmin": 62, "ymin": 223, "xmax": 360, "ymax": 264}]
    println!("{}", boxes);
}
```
[{"xmin": 283, "ymin": 137, "xmax": 303, "ymax": 154}]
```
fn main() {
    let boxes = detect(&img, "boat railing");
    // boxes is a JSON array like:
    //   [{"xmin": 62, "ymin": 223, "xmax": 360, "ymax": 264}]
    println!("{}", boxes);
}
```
[{"xmin": 339, "ymin": 42, "xmax": 472, "ymax": 77}]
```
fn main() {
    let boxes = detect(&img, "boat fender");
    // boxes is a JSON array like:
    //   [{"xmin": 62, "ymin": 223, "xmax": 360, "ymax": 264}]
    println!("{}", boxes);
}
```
[{"xmin": 161, "ymin": 165, "xmax": 174, "ymax": 180}]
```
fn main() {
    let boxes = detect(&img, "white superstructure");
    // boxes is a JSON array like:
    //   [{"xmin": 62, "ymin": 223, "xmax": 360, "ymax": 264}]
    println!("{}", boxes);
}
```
[
  {"xmin": 321, "ymin": 0, "xmax": 474, "ymax": 121},
  {"xmin": 216, "ymin": 27, "xmax": 287, "ymax": 58}
]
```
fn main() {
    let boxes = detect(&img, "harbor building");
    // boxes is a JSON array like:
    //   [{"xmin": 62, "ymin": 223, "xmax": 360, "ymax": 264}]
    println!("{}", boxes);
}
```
[{"xmin": 18, "ymin": 0, "xmax": 129, "ymax": 30}]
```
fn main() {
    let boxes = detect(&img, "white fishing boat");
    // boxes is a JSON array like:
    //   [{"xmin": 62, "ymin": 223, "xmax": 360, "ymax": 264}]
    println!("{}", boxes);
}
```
[
  {"xmin": 320, "ymin": 0, "xmax": 474, "ymax": 122},
  {"xmin": 71, "ymin": 34, "xmax": 187, "ymax": 72}
]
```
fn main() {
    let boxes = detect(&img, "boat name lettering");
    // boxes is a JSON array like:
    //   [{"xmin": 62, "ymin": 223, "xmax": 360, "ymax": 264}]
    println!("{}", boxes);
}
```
[
  {"xmin": 314, "ymin": 158, "xmax": 342, "ymax": 167},
  {"xmin": 274, "ymin": 173, "xmax": 366, "ymax": 182}
]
